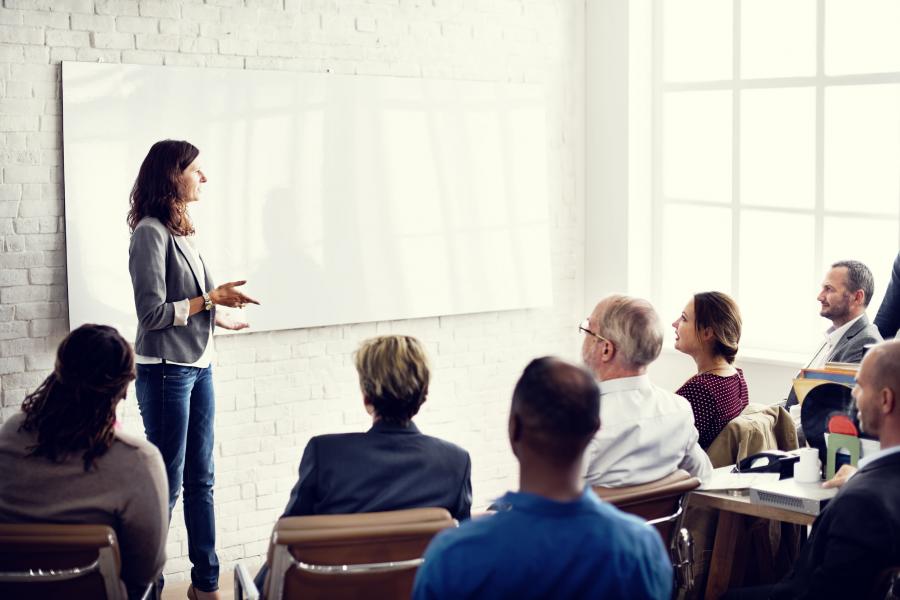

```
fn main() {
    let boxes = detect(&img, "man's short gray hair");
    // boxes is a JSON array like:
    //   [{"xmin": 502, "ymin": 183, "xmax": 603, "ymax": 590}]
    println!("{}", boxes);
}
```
[
  {"xmin": 597, "ymin": 295, "xmax": 664, "ymax": 368},
  {"xmin": 832, "ymin": 260, "xmax": 875, "ymax": 307}
]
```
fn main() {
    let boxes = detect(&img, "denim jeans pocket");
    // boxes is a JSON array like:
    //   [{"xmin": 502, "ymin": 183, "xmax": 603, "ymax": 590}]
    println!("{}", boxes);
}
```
[{"xmin": 163, "ymin": 364, "xmax": 196, "ymax": 380}]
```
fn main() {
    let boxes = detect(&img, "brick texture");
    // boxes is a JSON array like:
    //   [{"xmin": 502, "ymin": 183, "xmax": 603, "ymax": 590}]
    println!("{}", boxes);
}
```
[{"xmin": 0, "ymin": 0, "xmax": 580, "ymax": 582}]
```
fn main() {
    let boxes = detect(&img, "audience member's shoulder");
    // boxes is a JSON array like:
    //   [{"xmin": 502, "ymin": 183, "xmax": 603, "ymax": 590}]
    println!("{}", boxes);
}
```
[
  {"xmin": 424, "ymin": 512, "xmax": 495, "ymax": 556},
  {"xmin": 588, "ymin": 497, "xmax": 670, "ymax": 560},
  {"xmin": 0, "ymin": 412, "xmax": 25, "ymax": 434},
  {"xmin": 308, "ymin": 431, "xmax": 367, "ymax": 446},
  {"xmin": 422, "ymin": 432, "xmax": 470, "ymax": 459},
  {"xmin": 113, "ymin": 426, "xmax": 164, "ymax": 466}
]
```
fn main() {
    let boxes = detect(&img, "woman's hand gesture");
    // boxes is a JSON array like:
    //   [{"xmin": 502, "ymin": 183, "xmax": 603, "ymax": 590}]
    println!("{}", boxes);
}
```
[{"xmin": 209, "ymin": 280, "xmax": 260, "ymax": 309}]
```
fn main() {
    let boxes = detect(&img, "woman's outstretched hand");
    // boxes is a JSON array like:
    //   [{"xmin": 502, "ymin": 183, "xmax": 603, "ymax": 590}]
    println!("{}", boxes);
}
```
[
  {"xmin": 215, "ymin": 311, "xmax": 250, "ymax": 331},
  {"xmin": 209, "ymin": 280, "xmax": 260, "ymax": 309}
]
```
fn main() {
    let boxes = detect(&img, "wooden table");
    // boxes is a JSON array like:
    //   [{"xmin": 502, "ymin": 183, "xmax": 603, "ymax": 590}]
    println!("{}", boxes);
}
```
[{"xmin": 688, "ymin": 490, "xmax": 815, "ymax": 600}]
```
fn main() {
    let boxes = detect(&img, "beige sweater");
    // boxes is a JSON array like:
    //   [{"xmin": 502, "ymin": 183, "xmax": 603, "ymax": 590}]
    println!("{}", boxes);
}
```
[{"xmin": 0, "ymin": 412, "xmax": 168, "ymax": 591}]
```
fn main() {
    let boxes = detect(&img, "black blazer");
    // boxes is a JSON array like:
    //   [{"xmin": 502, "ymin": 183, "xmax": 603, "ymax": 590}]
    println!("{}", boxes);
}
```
[
  {"xmin": 875, "ymin": 251, "xmax": 900, "ymax": 340},
  {"xmin": 769, "ymin": 451, "xmax": 900, "ymax": 599},
  {"xmin": 282, "ymin": 420, "xmax": 472, "ymax": 520}
]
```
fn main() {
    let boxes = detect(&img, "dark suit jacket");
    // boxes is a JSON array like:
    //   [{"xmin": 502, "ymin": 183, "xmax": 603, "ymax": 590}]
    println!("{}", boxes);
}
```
[
  {"xmin": 767, "ymin": 450, "xmax": 900, "ymax": 599},
  {"xmin": 282, "ymin": 420, "xmax": 472, "ymax": 520},
  {"xmin": 255, "ymin": 421, "xmax": 471, "ymax": 596},
  {"xmin": 875, "ymin": 252, "xmax": 900, "ymax": 340},
  {"xmin": 786, "ymin": 314, "xmax": 882, "ymax": 408}
]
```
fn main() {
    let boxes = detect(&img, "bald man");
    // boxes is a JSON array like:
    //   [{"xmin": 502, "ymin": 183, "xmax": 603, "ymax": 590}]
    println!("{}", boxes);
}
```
[{"xmin": 727, "ymin": 339, "xmax": 900, "ymax": 599}]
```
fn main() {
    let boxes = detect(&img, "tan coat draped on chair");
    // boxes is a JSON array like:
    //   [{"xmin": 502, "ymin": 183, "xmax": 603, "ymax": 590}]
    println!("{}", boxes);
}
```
[
  {"xmin": 706, "ymin": 403, "xmax": 799, "ymax": 468},
  {"xmin": 685, "ymin": 403, "xmax": 801, "ymax": 599}
]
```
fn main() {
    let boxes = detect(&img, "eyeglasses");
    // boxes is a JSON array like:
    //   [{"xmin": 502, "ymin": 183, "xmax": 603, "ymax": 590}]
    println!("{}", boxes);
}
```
[{"xmin": 579, "ymin": 318, "xmax": 609, "ymax": 343}]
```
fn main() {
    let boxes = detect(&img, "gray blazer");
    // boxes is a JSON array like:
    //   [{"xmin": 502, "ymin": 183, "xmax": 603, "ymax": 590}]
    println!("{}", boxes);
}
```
[
  {"xmin": 128, "ymin": 217, "xmax": 215, "ymax": 363},
  {"xmin": 786, "ymin": 314, "xmax": 882, "ymax": 407}
]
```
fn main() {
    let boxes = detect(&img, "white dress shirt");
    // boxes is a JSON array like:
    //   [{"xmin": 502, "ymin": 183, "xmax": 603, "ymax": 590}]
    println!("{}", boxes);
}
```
[
  {"xmin": 808, "ymin": 314, "xmax": 865, "ymax": 369},
  {"xmin": 857, "ymin": 443, "xmax": 900, "ymax": 470},
  {"xmin": 582, "ymin": 374, "xmax": 713, "ymax": 487}
]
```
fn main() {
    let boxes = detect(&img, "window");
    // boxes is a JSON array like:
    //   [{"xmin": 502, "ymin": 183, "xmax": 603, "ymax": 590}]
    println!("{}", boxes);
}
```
[{"xmin": 645, "ymin": 0, "xmax": 900, "ymax": 360}]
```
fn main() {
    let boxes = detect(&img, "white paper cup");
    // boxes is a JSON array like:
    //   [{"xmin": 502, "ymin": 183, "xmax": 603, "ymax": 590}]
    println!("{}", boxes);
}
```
[{"xmin": 794, "ymin": 447, "xmax": 821, "ymax": 483}]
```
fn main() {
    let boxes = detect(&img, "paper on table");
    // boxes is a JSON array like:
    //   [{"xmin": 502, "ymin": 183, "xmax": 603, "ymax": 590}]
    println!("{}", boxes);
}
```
[{"xmin": 701, "ymin": 466, "xmax": 781, "ymax": 491}]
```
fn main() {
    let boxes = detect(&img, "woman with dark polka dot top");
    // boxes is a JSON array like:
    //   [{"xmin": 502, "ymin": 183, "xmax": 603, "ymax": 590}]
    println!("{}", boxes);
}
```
[{"xmin": 672, "ymin": 292, "xmax": 749, "ymax": 449}]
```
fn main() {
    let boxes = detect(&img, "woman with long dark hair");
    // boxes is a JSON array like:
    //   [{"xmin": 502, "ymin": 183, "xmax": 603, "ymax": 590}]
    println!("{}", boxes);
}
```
[
  {"xmin": 672, "ymin": 291, "xmax": 749, "ymax": 449},
  {"xmin": 0, "ymin": 324, "xmax": 168, "ymax": 599},
  {"xmin": 128, "ymin": 140, "xmax": 259, "ymax": 599}
]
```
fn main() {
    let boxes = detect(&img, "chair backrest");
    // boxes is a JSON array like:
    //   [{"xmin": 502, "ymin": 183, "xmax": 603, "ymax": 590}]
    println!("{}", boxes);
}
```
[
  {"xmin": 707, "ymin": 403, "xmax": 799, "ymax": 468},
  {"xmin": 265, "ymin": 507, "xmax": 456, "ymax": 600},
  {"xmin": 594, "ymin": 469, "xmax": 701, "ymax": 542},
  {"xmin": 0, "ymin": 523, "xmax": 124, "ymax": 600}
]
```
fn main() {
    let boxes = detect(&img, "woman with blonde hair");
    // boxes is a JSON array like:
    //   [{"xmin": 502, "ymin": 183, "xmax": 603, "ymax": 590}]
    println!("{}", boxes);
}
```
[
  {"xmin": 253, "ymin": 335, "xmax": 472, "ymax": 595},
  {"xmin": 672, "ymin": 291, "xmax": 749, "ymax": 449}
]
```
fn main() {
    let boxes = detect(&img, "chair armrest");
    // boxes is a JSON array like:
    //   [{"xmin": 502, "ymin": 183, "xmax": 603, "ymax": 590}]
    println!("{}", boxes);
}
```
[
  {"xmin": 139, "ymin": 579, "xmax": 159, "ymax": 600},
  {"xmin": 234, "ymin": 562, "xmax": 260, "ymax": 600}
]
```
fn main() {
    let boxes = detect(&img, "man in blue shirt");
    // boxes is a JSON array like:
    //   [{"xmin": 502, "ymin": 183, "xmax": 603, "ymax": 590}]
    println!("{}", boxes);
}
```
[{"xmin": 412, "ymin": 356, "xmax": 673, "ymax": 600}]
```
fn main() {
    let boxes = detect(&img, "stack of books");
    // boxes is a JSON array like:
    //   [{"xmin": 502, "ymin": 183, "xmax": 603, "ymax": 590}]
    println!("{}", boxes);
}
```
[{"xmin": 792, "ymin": 362, "xmax": 857, "ymax": 403}]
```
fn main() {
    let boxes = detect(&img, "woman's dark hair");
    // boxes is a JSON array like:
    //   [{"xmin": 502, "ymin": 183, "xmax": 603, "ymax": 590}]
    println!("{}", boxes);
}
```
[
  {"xmin": 19, "ymin": 324, "xmax": 136, "ymax": 471},
  {"xmin": 693, "ymin": 291, "xmax": 742, "ymax": 364},
  {"xmin": 127, "ymin": 139, "xmax": 199, "ymax": 236}
]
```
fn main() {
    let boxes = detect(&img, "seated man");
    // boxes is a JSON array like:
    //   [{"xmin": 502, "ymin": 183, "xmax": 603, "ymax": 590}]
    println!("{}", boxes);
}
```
[
  {"xmin": 727, "ymin": 339, "xmax": 900, "ymax": 599},
  {"xmin": 412, "ymin": 357, "xmax": 672, "ymax": 600},
  {"xmin": 786, "ymin": 260, "xmax": 882, "ymax": 408},
  {"xmin": 875, "ymin": 251, "xmax": 900, "ymax": 339},
  {"xmin": 580, "ymin": 294, "xmax": 712, "ymax": 486},
  {"xmin": 254, "ymin": 335, "xmax": 472, "ymax": 593}
]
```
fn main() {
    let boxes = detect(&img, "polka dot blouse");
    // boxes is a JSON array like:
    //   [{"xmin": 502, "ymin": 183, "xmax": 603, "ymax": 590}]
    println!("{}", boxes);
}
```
[{"xmin": 676, "ymin": 368, "xmax": 749, "ymax": 450}]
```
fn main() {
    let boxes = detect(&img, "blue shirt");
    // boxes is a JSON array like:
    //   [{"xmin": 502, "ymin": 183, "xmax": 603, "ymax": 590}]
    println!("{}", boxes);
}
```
[{"xmin": 412, "ymin": 488, "xmax": 673, "ymax": 600}]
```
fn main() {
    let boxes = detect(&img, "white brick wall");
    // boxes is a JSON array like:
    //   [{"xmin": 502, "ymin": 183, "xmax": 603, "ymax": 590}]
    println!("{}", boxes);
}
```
[{"xmin": 0, "ymin": 0, "xmax": 582, "ymax": 581}]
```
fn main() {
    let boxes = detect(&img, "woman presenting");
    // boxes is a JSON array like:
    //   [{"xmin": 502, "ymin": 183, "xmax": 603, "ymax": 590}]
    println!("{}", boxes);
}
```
[{"xmin": 127, "ymin": 140, "xmax": 259, "ymax": 600}]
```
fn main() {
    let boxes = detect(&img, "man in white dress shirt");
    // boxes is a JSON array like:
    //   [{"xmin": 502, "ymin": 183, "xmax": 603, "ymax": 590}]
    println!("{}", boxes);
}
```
[
  {"xmin": 580, "ymin": 294, "xmax": 713, "ymax": 487},
  {"xmin": 785, "ymin": 260, "xmax": 882, "ymax": 408}
]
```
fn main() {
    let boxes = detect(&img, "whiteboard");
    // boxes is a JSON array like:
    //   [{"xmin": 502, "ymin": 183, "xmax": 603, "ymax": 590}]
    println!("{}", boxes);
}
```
[{"xmin": 62, "ymin": 62, "xmax": 552, "ymax": 336}]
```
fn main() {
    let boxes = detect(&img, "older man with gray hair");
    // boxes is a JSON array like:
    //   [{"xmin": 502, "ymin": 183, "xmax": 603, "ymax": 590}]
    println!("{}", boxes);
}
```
[{"xmin": 580, "ymin": 294, "xmax": 712, "ymax": 487}]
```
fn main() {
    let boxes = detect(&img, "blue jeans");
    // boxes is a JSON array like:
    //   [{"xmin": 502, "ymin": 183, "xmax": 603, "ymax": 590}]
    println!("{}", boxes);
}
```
[{"xmin": 136, "ymin": 363, "xmax": 220, "ymax": 593}]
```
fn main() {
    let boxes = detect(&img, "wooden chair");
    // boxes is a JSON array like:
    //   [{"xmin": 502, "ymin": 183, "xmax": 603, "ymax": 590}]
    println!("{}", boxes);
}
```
[
  {"xmin": 595, "ymin": 469, "xmax": 702, "ymax": 591},
  {"xmin": 0, "ymin": 523, "xmax": 155, "ymax": 600},
  {"xmin": 235, "ymin": 507, "xmax": 457, "ymax": 600}
]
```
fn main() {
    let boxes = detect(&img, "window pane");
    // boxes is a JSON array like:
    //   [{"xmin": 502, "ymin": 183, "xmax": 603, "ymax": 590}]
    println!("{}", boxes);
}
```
[
  {"xmin": 740, "ymin": 88, "xmax": 815, "ymax": 209},
  {"xmin": 739, "ymin": 210, "xmax": 819, "ymax": 355},
  {"xmin": 823, "ymin": 216, "xmax": 900, "ymax": 316},
  {"xmin": 742, "ymin": 0, "xmax": 816, "ymax": 78},
  {"xmin": 824, "ymin": 84, "xmax": 900, "ymax": 216},
  {"xmin": 663, "ymin": 0, "xmax": 732, "ymax": 82},
  {"xmin": 660, "ymin": 203, "xmax": 732, "ymax": 330},
  {"xmin": 825, "ymin": 0, "xmax": 900, "ymax": 75},
  {"xmin": 663, "ymin": 91, "xmax": 732, "ymax": 203}
]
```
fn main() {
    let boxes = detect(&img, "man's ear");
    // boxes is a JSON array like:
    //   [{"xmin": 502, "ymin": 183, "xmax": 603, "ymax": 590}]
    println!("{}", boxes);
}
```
[
  {"xmin": 363, "ymin": 396, "xmax": 375, "ymax": 416},
  {"xmin": 600, "ymin": 340, "xmax": 615, "ymax": 363},
  {"xmin": 853, "ymin": 289, "xmax": 866, "ymax": 307},
  {"xmin": 509, "ymin": 413, "xmax": 523, "ymax": 443},
  {"xmin": 881, "ymin": 387, "xmax": 896, "ymax": 417}
]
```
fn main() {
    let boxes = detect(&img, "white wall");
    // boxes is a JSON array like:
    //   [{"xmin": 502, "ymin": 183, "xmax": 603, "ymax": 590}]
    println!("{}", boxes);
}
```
[{"xmin": 0, "ymin": 0, "xmax": 583, "ymax": 580}]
